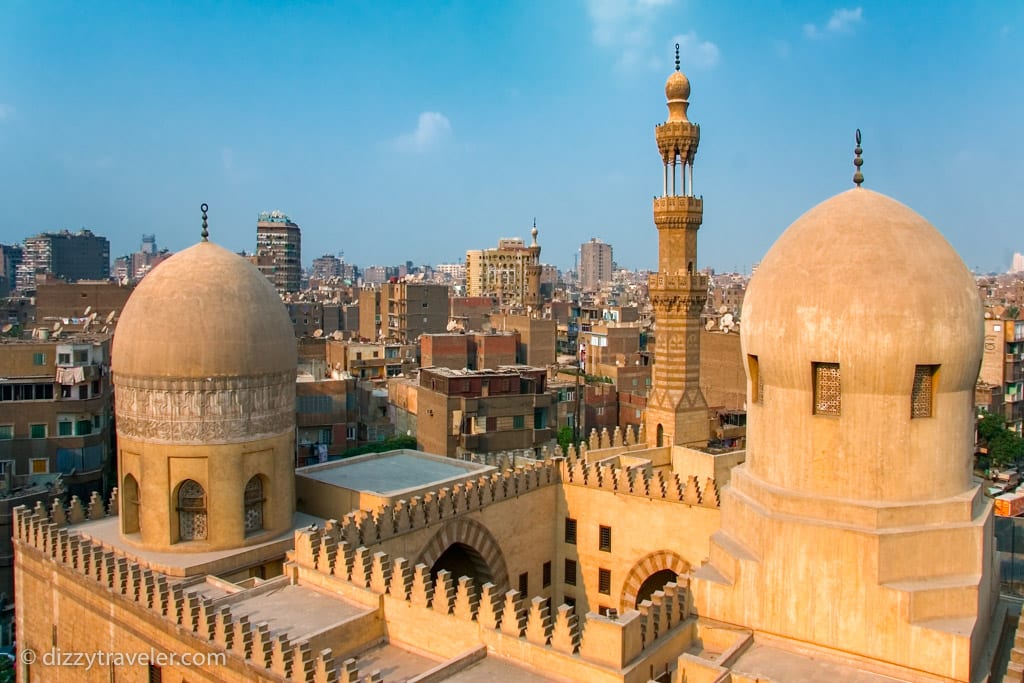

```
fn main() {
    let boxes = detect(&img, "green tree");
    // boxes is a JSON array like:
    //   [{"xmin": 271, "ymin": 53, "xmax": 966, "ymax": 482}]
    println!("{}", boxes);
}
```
[
  {"xmin": 557, "ymin": 426, "xmax": 576, "ymax": 453},
  {"xmin": 978, "ymin": 413, "xmax": 1024, "ymax": 468}
]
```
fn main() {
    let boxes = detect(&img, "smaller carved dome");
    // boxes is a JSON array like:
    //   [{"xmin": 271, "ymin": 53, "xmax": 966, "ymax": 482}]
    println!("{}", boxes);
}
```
[{"xmin": 665, "ymin": 70, "xmax": 690, "ymax": 103}]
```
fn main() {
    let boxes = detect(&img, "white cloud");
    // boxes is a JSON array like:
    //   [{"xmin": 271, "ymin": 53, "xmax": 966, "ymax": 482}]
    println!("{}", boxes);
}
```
[
  {"xmin": 804, "ymin": 7, "xmax": 863, "ymax": 39},
  {"xmin": 673, "ymin": 31, "xmax": 720, "ymax": 69},
  {"xmin": 396, "ymin": 112, "xmax": 452, "ymax": 152},
  {"xmin": 585, "ymin": 0, "xmax": 676, "ymax": 70},
  {"xmin": 0, "ymin": 104, "xmax": 14, "ymax": 121}
]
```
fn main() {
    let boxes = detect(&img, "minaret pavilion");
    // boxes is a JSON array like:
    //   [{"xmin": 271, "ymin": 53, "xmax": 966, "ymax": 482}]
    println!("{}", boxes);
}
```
[
  {"xmin": 645, "ymin": 46, "xmax": 710, "ymax": 448},
  {"xmin": 524, "ymin": 220, "xmax": 542, "ymax": 314}
]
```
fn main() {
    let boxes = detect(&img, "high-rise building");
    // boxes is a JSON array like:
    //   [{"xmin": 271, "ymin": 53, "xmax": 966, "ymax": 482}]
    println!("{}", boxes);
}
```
[
  {"xmin": 0, "ymin": 244, "xmax": 22, "ymax": 296},
  {"xmin": 14, "ymin": 230, "xmax": 110, "ymax": 293},
  {"xmin": 256, "ymin": 210, "xmax": 302, "ymax": 293},
  {"xmin": 1011, "ymin": 252, "xmax": 1024, "ymax": 274},
  {"xmin": 645, "ymin": 55, "xmax": 710, "ymax": 448},
  {"xmin": 580, "ymin": 238, "xmax": 613, "ymax": 292},
  {"xmin": 465, "ymin": 223, "xmax": 542, "ymax": 309},
  {"xmin": 311, "ymin": 254, "xmax": 343, "ymax": 281}
]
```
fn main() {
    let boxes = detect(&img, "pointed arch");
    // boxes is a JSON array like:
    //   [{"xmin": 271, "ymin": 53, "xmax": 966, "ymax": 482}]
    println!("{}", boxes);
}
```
[
  {"xmin": 620, "ymin": 549, "xmax": 690, "ymax": 611},
  {"xmin": 416, "ymin": 517, "xmax": 509, "ymax": 592}
]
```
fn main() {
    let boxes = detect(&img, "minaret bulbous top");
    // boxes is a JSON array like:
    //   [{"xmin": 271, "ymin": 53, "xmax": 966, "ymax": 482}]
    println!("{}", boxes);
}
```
[{"xmin": 665, "ymin": 43, "xmax": 690, "ymax": 122}]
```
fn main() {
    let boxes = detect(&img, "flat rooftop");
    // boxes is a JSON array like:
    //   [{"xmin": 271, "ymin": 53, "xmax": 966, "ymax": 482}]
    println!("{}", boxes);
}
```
[
  {"xmin": 729, "ymin": 642, "xmax": 914, "ymax": 683},
  {"xmin": 298, "ymin": 449, "xmax": 492, "ymax": 496}
]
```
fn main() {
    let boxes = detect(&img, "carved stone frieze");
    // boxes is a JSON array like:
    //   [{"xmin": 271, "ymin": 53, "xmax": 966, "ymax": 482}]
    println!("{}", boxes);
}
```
[{"xmin": 113, "ymin": 371, "xmax": 295, "ymax": 444}]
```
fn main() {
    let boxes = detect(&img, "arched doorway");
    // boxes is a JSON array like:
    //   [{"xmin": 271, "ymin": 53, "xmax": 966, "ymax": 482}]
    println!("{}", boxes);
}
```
[
  {"xmin": 620, "ymin": 550, "xmax": 690, "ymax": 611},
  {"xmin": 656, "ymin": 424, "xmax": 664, "ymax": 447},
  {"xmin": 417, "ymin": 517, "xmax": 510, "ymax": 591},
  {"xmin": 430, "ymin": 542, "xmax": 494, "ymax": 586},
  {"xmin": 635, "ymin": 569, "xmax": 678, "ymax": 608},
  {"xmin": 122, "ymin": 473, "xmax": 140, "ymax": 534}
]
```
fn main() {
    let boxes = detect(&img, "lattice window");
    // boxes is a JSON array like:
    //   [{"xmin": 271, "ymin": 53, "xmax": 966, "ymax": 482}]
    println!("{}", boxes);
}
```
[
  {"xmin": 178, "ymin": 479, "xmax": 207, "ymax": 541},
  {"xmin": 564, "ymin": 517, "xmax": 577, "ymax": 545},
  {"xmin": 599, "ymin": 568, "xmax": 611, "ymax": 595},
  {"xmin": 565, "ymin": 559, "xmax": 577, "ymax": 586},
  {"xmin": 599, "ymin": 525, "xmax": 612, "ymax": 552},
  {"xmin": 813, "ymin": 362, "xmax": 841, "ymax": 416},
  {"xmin": 748, "ymin": 354, "xmax": 763, "ymax": 404},
  {"xmin": 244, "ymin": 476, "xmax": 264, "ymax": 533},
  {"xmin": 912, "ymin": 365, "xmax": 937, "ymax": 418}
]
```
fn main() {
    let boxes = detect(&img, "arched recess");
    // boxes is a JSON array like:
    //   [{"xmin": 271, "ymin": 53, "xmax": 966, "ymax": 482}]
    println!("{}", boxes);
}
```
[
  {"xmin": 620, "ymin": 550, "xmax": 690, "ymax": 611},
  {"xmin": 244, "ymin": 474, "xmax": 266, "ymax": 534},
  {"xmin": 417, "ymin": 517, "xmax": 510, "ymax": 592},
  {"xmin": 175, "ymin": 479, "xmax": 208, "ymax": 542},
  {"xmin": 122, "ymin": 473, "xmax": 140, "ymax": 534},
  {"xmin": 656, "ymin": 424, "xmax": 665, "ymax": 447}
]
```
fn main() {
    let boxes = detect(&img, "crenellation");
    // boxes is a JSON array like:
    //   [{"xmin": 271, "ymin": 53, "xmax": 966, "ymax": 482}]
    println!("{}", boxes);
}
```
[
  {"xmin": 214, "ymin": 606, "xmax": 234, "ymax": 650},
  {"xmin": 453, "ymin": 576, "xmax": 479, "ymax": 620},
  {"xmin": 589, "ymin": 429, "xmax": 599, "ymax": 451},
  {"xmin": 295, "ymin": 527, "xmax": 321, "ymax": 569},
  {"xmin": 389, "ymin": 556, "xmax": 413, "ymax": 599},
  {"xmin": 185, "ymin": 590, "xmax": 201, "ymax": 631},
  {"xmin": 171, "ymin": 584, "xmax": 185, "ymax": 625},
  {"xmin": 525, "ymin": 596, "xmax": 552, "ymax": 646},
  {"xmin": 478, "ymin": 582, "xmax": 502, "ymax": 630},
  {"xmin": 369, "ymin": 551, "xmax": 391, "ymax": 594},
  {"xmin": 67, "ymin": 495, "xmax": 86, "ymax": 523},
  {"xmin": 393, "ymin": 500, "xmax": 413, "ymax": 533},
  {"xmin": 638, "ymin": 600, "xmax": 655, "ymax": 648},
  {"xmin": 350, "ymin": 546, "xmax": 372, "ymax": 588},
  {"xmin": 198, "ymin": 596, "xmax": 216, "ymax": 640},
  {"xmin": 336, "ymin": 540, "xmax": 354, "ymax": 580},
  {"xmin": 270, "ymin": 633, "xmax": 294, "ymax": 678},
  {"xmin": 410, "ymin": 563, "xmax": 434, "ymax": 607},
  {"xmin": 701, "ymin": 477, "xmax": 720, "ymax": 508},
  {"xmin": 87, "ymin": 490, "xmax": 106, "ymax": 519},
  {"xmin": 252, "ymin": 621, "xmax": 273, "ymax": 669},
  {"xmin": 317, "ymin": 531, "xmax": 338, "ymax": 574},
  {"xmin": 651, "ymin": 590, "xmax": 669, "ymax": 637},
  {"xmin": 313, "ymin": 648, "xmax": 336, "ymax": 683},
  {"xmin": 683, "ymin": 475, "xmax": 702, "ymax": 506},
  {"xmin": 551, "ymin": 603, "xmax": 581, "ymax": 654},
  {"xmin": 499, "ymin": 589, "xmax": 526, "ymax": 638},
  {"xmin": 338, "ymin": 657, "xmax": 359, "ymax": 683},
  {"xmin": 341, "ymin": 513, "xmax": 361, "ymax": 548},
  {"xmin": 233, "ymin": 614, "xmax": 253, "ymax": 660},
  {"xmin": 433, "ymin": 569, "xmax": 456, "ymax": 615},
  {"xmin": 600, "ymin": 427, "xmax": 610, "ymax": 449},
  {"xmin": 292, "ymin": 639, "xmax": 316, "ymax": 683},
  {"xmin": 108, "ymin": 487, "xmax": 119, "ymax": 517},
  {"xmin": 114, "ymin": 556, "xmax": 129, "ymax": 593}
]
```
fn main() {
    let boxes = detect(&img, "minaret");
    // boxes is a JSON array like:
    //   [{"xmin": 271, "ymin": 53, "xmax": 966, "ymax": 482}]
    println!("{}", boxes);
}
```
[
  {"xmin": 645, "ymin": 46, "xmax": 710, "ymax": 447},
  {"xmin": 524, "ymin": 219, "xmax": 542, "ymax": 314}
]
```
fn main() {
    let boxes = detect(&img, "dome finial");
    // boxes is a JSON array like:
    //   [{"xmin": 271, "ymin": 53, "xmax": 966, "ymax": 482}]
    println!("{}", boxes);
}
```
[
  {"xmin": 201, "ymin": 203, "xmax": 209, "ymax": 241},
  {"xmin": 675, "ymin": 42, "xmax": 680, "ymax": 71},
  {"xmin": 531, "ymin": 218, "xmax": 538, "ymax": 246},
  {"xmin": 853, "ymin": 129, "xmax": 864, "ymax": 187}
]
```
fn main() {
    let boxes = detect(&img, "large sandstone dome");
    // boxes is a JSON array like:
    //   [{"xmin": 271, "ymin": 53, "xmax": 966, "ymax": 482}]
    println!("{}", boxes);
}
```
[
  {"xmin": 113, "ymin": 241, "xmax": 295, "ymax": 379},
  {"xmin": 741, "ymin": 187, "xmax": 983, "ymax": 501}
]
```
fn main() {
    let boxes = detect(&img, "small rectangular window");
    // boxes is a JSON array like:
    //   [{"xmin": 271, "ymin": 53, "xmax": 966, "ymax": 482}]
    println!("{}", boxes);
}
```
[
  {"xmin": 58, "ymin": 421, "xmax": 73, "ymax": 437},
  {"xmin": 564, "ymin": 559, "xmax": 577, "ymax": 586},
  {"xmin": 748, "ymin": 354, "xmax": 763, "ymax": 404},
  {"xmin": 30, "ymin": 423, "xmax": 47, "ymax": 439},
  {"xmin": 598, "ymin": 568, "xmax": 611, "ymax": 595},
  {"xmin": 31, "ymin": 458, "xmax": 48, "ymax": 474},
  {"xmin": 513, "ymin": 415, "xmax": 525, "ymax": 429},
  {"xmin": 0, "ymin": 425, "xmax": 12, "ymax": 440},
  {"xmin": 813, "ymin": 362, "xmax": 841, "ymax": 416},
  {"xmin": 599, "ymin": 525, "xmax": 612, "ymax": 552},
  {"xmin": 73, "ymin": 350, "xmax": 88, "ymax": 364},
  {"xmin": 564, "ymin": 517, "xmax": 577, "ymax": 544},
  {"xmin": 33, "ymin": 353, "xmax": 46, "ymax": 366},
  {"xmin": 542, "ymin": 561, "xmax": 551, "ymax": 588},
  {"xmin": 518, "ymin": 572, "xmax": 528, "ymax": 595},
  {"xmin": 58, "ymin": 353, "xmax": 71, "ymax": 365},
  {"xmin": 912, "ymin": 365, "xmax": 937, "ymax": 418},
  {"xmin": 148, "ymin": 664, "xmax": 163, "ymax": 683}
]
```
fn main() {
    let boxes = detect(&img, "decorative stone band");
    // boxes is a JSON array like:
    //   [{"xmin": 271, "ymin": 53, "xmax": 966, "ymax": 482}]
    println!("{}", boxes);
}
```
[{"xmin": 113, "ymin": 370, "xmax": 296, "ymax": 444}]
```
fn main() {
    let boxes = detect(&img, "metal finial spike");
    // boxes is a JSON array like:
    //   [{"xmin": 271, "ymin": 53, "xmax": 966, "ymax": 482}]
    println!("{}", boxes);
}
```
[
  {"xmin": 201, "ymin": 203, "xmax": 209, "ymax": 241},
  {"xmin": 533, "ymin": 217, "xmax": 536, "ymax": 229},
  {"xmin": 853, "ymin": 129, "xmax": 864, "ymax": 187},
  {"xmin": 675, "ymin": 43, "xmax": 680, "ymax": 71}
]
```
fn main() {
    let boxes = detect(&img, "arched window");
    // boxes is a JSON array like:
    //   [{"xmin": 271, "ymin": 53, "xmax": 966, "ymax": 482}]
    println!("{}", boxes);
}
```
[
  {"xmin": 656, "ymin": 424, "xmax": 664, "ymax": 447},
  {"xmin": 122, "ymin": 473, "xmax": 140, "ymax": 534},
  {"xmin": 244, "ymin": 476, "xmax": 264, "ymax": 533},
  {"xmin": 177, "ymin": 479, "xmax": 207, "ymax": 541}
]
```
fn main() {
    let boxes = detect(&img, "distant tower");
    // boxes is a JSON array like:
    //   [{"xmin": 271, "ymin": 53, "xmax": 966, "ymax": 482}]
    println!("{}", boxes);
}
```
[
  {"xmin": 580, "ymin": 238, "xmax": 613, "ymax": 292},
  {"xmin": 524, "ymin": 220, "xmax": 542, "ymax": 312},
  {"xmin": 645, "ymin": 47, "xmax": 710, "ymax": 448},
  {"xmin": 256, "ymin": 210, "xmax": 302, "ymax": 294}
]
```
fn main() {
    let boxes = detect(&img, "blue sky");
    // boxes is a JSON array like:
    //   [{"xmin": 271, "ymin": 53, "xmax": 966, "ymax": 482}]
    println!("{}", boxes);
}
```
[{"xmin": 0, "ymin": 1, "xmax": 1021, "ymax": 273}]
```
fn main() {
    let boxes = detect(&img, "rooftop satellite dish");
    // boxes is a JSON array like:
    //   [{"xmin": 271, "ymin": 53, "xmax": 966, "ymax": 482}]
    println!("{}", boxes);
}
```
[
  {"xmin": 718, "ymin": 305, "xmax": 729, "ymax": 315},
  {"xmin": 89, "ymin": 311, "xmax": 98, "ymax": 322},
  {"xmin": 101, "ymin": 325, "xmax": 109, "ymax": 334},
  {"xmin": 83, "ymin": 306, "xmax": 92, "ymax": 316},
  {"xmin": 54, "ymin": 323, "xmax": 63, "ymax": 335},
  {"xmin": 105, "ymin": 311, "xmax": 116, "ymax": 324},
  {"xmin": 52, "ymin": 321, "xmax": 61, "ymax": 332},
  {"xmin": 313, "ymin": 329, "xmax": 324, "ymax": 338},
  {"xmin": 1, "ymin": 324, "xmax": 12, "ymax": 334},
  {"xmin": 82, "ymin": 319, "xmax": 91, "ymax": 332},
  {"xmin": 720, "ymin": 313, "xmax": 735, "ymax": 334},
  {"xmin": 705, "ymin": 318, "xmax": 715, "ymax": 331},
  {"xmin": 332, "ymin": 330, "xmax": 344, "ymax": 340}
]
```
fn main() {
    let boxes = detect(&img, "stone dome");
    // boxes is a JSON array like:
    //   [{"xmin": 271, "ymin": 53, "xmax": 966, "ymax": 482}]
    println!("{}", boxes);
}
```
[
  {"xmin": 113, "ymin": 241, "xmax": 296, "ymax": 379},
  {"xmin": 741, "ymin": 187, "xmax": 983, "ymax": 502},
  {"xmin": 665, "ymin": 70, "xmax": 690, "ymax": 103}
]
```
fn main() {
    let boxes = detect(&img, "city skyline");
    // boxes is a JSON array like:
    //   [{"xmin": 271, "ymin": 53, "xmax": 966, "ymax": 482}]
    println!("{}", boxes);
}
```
[{"xmin": 0, "ymin": 1, "xmax": 1021, "ymax": 272}]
